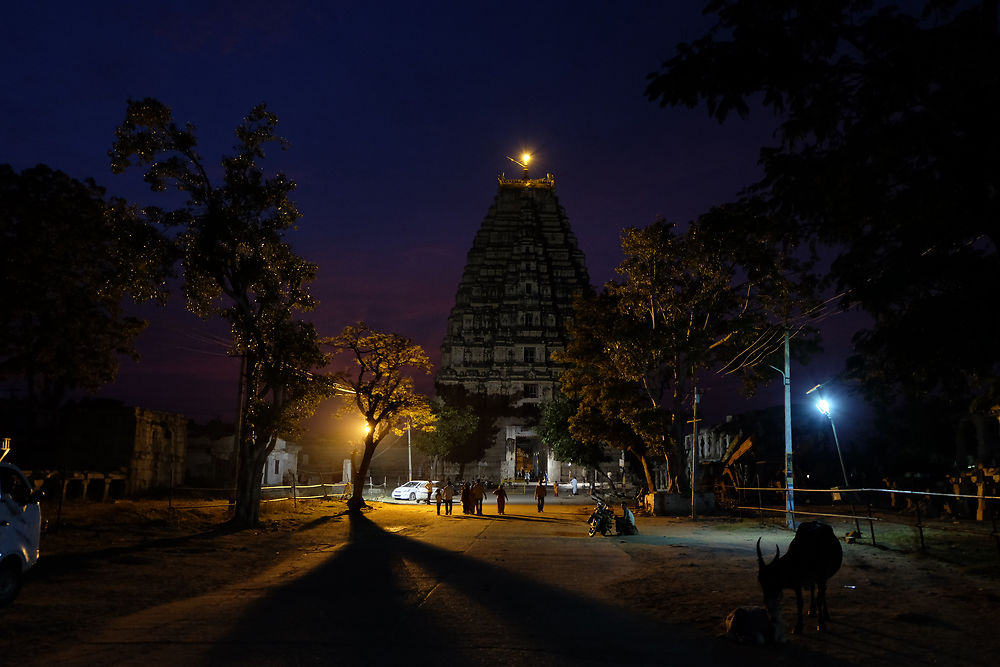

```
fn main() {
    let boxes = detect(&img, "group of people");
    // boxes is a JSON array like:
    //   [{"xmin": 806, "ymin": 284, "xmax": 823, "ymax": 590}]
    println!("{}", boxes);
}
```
[
  {"xmin": 425, "ymin": 478, "xmax": 556, "ymax": 515},
  {"xmin": 430, "ymin": 479, "xmax": 511, "ymax": 516}
]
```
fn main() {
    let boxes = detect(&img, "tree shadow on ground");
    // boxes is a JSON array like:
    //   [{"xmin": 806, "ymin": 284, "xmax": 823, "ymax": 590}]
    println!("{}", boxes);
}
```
[
  {"xmin": 31, "ymin": 524, "xmax": 242, "ymax": 576},
  {"xmin": 203, "ymin": 513, "xmax": 849, "ymax": 666}
]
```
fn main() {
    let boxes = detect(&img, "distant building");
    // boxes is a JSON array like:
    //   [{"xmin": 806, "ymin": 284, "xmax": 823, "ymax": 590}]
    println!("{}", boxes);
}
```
[
  {"xmin": 40, "ymin": 399, "xmax": 186, "ymax": 496},
  {"xmin": 684, "ymin": 421, "xmax": 734, "ymax": 467},
  {"xmin": 186, "ymin": 421, "xmax": 299, "ymax": 488},
  {"xmin": 261, "ymin": 438, "xmax": 301, "ymax": 486},
  {"xmin": 185, "ymin": 419, "xmax": 236, "ymax": 487},
  {"xmin": 437, "ymin": 164, "xmax": 590, "ymax": 481}
]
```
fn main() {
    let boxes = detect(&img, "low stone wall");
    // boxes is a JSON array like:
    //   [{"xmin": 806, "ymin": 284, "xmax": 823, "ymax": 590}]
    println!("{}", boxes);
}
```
[{"xmin": 647, "ymin": 491, "xmax": 716, "ymax": 516}]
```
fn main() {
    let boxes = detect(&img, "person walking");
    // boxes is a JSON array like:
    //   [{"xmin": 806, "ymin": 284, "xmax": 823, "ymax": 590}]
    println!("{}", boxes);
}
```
[
  {"xmin": 534, "ymin": 479, "xmax": 547, "ymax": 512},
  {"xmin": 472, "ymin": 479, "xmax": 486, "ymax": 515},
  {"xmin": 442, "ymin": 479, "xmax": 455, "ymax": 515},
  {"xmin": 424, "ymin": 480, "xmax": 434, "ymax": 505},
  {"xmin": 493, "ymin": 482, "xmax": 509, "ymax": 515},
  {"xmin": 434, "ymin": 484, "xmax": 443, "ymax": 515},
  {"xmin": 461, "ymin": 482, "xmax": 472, "ymax": 514},
  {"xmin": 571, "ymin": 476, "xmax": 578, "ymax": 495}
]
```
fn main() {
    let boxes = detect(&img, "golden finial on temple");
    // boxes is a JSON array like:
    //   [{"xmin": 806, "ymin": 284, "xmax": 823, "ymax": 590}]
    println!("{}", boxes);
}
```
[{"xmin": 507, "ymin": 152, "xmax": 532, "ymax": 179}]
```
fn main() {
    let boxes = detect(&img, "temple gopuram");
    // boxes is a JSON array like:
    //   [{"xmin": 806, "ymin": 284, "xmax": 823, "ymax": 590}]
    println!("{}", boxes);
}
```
[{"xmin": 436, "ymin": 157, "xmax": 590, "ymax": 481}]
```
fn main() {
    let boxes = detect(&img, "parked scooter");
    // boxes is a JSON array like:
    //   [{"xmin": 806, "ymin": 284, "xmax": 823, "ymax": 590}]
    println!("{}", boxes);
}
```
[{"xmin": 588, "ymin": 497, "xmax": 615, "ymax": 537}]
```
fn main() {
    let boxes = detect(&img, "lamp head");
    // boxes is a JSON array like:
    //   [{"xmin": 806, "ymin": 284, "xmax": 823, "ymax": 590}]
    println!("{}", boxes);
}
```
[{"xmin": 816, "ymin": 398, "xmax": 831, "ymax": 416}]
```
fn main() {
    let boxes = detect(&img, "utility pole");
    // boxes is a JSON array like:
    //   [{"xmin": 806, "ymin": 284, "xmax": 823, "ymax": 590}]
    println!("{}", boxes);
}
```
[
  {"xmin": 783, "ymin": 330, "xmax": 795, "ymax": 530},
  {"xmin": 771, "ymin": 329, "xmax": 795, "ymax": 530},
  {"xmin": 407, "ymin": 422, "xmax": 412, "ymax": 481},
  {"xmin": 690, "ymin": 389, "xmax": 700, "ymax": 519}
]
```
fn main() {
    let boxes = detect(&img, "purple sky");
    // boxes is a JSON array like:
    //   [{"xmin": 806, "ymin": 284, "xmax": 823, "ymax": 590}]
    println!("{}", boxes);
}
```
[{"xmin": 2, "ymin": 2, "xmax": 866, "ymax": 439}]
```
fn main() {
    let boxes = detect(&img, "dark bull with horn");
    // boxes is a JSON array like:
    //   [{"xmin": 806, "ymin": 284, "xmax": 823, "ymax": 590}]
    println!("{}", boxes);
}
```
[{"xmin": 757, "ymin": 521, "xmax": 843, "ymax": 635}]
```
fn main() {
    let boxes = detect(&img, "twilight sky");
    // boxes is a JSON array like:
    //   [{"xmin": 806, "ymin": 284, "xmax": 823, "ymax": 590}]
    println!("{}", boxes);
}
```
[{"xmin": 2, "ymin": 1, "xmax": 864, "ymax": 438}]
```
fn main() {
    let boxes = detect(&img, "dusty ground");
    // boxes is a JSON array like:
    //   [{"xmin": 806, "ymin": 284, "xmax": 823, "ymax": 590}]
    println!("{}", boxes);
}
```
[
  {"xmin": 2, "ymin": 498, "xmax": 999, "ymax": 666},
  {"xmin": 614, "ymin": 515, "xmax": 1000, "ymax": 666}
]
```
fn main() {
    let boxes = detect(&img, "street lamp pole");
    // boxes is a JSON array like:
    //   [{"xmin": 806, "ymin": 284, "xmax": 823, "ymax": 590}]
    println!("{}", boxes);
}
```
[
  {"xmin": 823, "ymin": 404, "xmax": 850, "ymax": 490},
  {"xmin": 815, "ymin": 396, "xmax": 863, "ymax": 536}
]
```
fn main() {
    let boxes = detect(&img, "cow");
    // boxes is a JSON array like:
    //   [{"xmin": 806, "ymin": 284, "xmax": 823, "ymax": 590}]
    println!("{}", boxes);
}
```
[{"xmin": 756, "ymin": 520, "xmax": 843, "ymax": 636}]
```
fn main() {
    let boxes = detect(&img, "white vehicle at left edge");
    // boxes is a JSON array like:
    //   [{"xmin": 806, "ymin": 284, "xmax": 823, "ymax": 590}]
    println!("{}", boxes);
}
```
[{"xmin": 0, "ymin": 462, "xmax": 42, "ymax": 606}]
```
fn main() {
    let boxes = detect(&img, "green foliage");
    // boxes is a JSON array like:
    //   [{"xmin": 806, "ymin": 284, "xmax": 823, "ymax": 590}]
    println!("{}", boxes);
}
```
[
  {"xmin": 559, "ymin": 220, "xmax": 818, "ymax": 491},
  {"xmin": 538, "ymin": 395, "xmax": 609, "ymax": 470},
  {"xmin": 110, "ymin": 99, "xmax": 332, "ymax": 526},
  {"xmin": 110, "ymin": 98, "xmax": 314, "ymax": 323},
  {"xmin": 559, "ymin": 290, "xmax": 656, "ymax": 446},
  {"xmin": 646, "ymin": 1, "xmax": 999, "ymax": 411},
  {"xmin": 433, "ymin": 384, "xmax": 519, "ymax": 468},
  {"xmin": 411, "ymin": 398, "xmax": 479, "ymax": 462},
  {"xmin": 0, "ymin": 163, "xmax": 173, "ymax": 407}
]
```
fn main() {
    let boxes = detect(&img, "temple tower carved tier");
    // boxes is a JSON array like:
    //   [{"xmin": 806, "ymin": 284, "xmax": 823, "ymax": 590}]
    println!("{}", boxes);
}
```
[{"xmin": 437, "ymin": 169, "xmax": 590, "ymax": 408}]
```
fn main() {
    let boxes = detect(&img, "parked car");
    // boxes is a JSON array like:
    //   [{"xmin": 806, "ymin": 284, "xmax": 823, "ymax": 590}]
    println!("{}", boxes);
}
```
[
  {"xmin": 0, "ymin": 462, "xmax": 41, "ymax": 606},
  {"xmin": 391, "ymin": 480, "xmax": 437, "ymax": 502}
]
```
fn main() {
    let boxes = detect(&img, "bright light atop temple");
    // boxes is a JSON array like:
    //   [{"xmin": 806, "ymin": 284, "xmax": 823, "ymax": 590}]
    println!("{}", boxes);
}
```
[{"xmin": 521, "ymin": 152, "xmax": 532, "ymax": 164}]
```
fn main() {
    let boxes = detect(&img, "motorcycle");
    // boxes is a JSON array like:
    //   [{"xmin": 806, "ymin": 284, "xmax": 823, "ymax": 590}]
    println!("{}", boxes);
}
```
[{"xmin": 587, "ymin": 497, "xmax": 614, "ymax": 537}]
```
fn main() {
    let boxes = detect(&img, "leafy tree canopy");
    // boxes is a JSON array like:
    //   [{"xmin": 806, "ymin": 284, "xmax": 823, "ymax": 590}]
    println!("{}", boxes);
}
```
[
  {"xmin": 559, "ymin": 221, "xmax": 817, "ymax": 492},
  {"xmin": 327, "ymin": 322, "xmax": 434, "ymax": 511},
  {"xmin": 646, "ymin": 0, "xmax": 999, "ymax": 411},
  {"xmin": 431, "ymin": 384, "xmax": 524, "ymax": 472},
  {"xmin": 537, "ymin": 395, "xmax": 610, "ymax": 472},
  {"xmin": 110, "ymin": 99, "xmax": 331, "ymax": 527},
  {"xmin": 0, "ymin": 163, "xmax": 172, "ymax": 408},
  {"xmin": 411, "ymin": 398, "xmax": 479, "ymax": 465}
]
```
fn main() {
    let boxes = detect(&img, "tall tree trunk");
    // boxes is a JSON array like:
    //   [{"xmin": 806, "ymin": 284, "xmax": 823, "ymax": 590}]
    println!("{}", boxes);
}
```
[
  {"xmin": 637, "ymin": 450, "xmax": 657, "ymax": 493},
  {"xmin": 231, "ymin": 431, "xmax": 265, "ymax": 527},
  {"xmin": 347, "ymin": 437, "xmax": 377, "ymax": 512}
]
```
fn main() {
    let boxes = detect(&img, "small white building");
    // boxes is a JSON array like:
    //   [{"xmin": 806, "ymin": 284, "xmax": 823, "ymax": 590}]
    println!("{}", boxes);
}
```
[
  {"xmin": 261, "ymin": 438, "xmax": 301, "ymax": 486},
  {"xmin": 187, "ymin": 428, "xmax": 300, "ymax": 488}
]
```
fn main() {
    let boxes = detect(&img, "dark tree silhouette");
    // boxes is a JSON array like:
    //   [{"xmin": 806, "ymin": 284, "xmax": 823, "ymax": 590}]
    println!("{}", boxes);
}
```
[
  {"xmin": 646, "ymin": 1, "xmax": 999, "ymax": 415},
  {"xmin": 110, "ymin": 99, "xmax": 333, "ymax": 526},
  {"xmin": 0, "ymin": 164, "xmax": 172, "ymax": 410}
]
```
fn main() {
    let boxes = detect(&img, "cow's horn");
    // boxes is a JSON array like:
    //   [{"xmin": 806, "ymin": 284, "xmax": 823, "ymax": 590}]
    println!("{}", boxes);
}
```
[
  {"xmin": 756, "ymin": 537, "xmax": 764, "ymax": 566},
  {"xmin": 772, "ymin": 545, "xmax": 780, "ymax": 564}
]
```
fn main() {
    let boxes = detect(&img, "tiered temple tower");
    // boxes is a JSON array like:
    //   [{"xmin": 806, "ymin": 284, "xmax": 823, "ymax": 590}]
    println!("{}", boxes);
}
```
[{"xmin": 437, "ymin": 161, "xmax": 590, "ymax": 479}]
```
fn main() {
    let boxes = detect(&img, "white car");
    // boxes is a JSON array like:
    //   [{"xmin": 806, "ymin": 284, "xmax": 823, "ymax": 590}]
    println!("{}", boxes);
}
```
[
  {"xmin": 0, "ymin": 462, "xmax": 41, "ymax": 606},
  {"xmin": 391, "ymin": 480, "xmax": 436, "ymax": 502}
]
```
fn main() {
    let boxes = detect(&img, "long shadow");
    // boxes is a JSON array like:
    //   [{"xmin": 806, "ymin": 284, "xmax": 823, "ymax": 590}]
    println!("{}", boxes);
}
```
[
  {"xmin": 203, "ymin": 513, "xmax": 851, "ymax": 666},
  {"xmin": 30, "ymin": 523, "xmax": 243, "ymax": 576},
  {"xmin": 29, "ymin": 513, "xmax": 350, "ymax": 587}
]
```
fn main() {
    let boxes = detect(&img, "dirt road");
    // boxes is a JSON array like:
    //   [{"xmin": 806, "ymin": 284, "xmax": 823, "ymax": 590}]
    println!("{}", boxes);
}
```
[{"xmin": 2, "ymin": 498, "xmax": 998, "ymax": 666}]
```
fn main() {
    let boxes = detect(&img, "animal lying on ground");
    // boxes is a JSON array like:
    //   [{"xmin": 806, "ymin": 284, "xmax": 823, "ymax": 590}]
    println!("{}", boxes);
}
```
[
  {"xmin": 756, "ymin": 520, "xmax": 843, "ymax": 635},
  {"xmin": 723, "ymin": 606, "xmax": 778, "ymax": 644}
]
